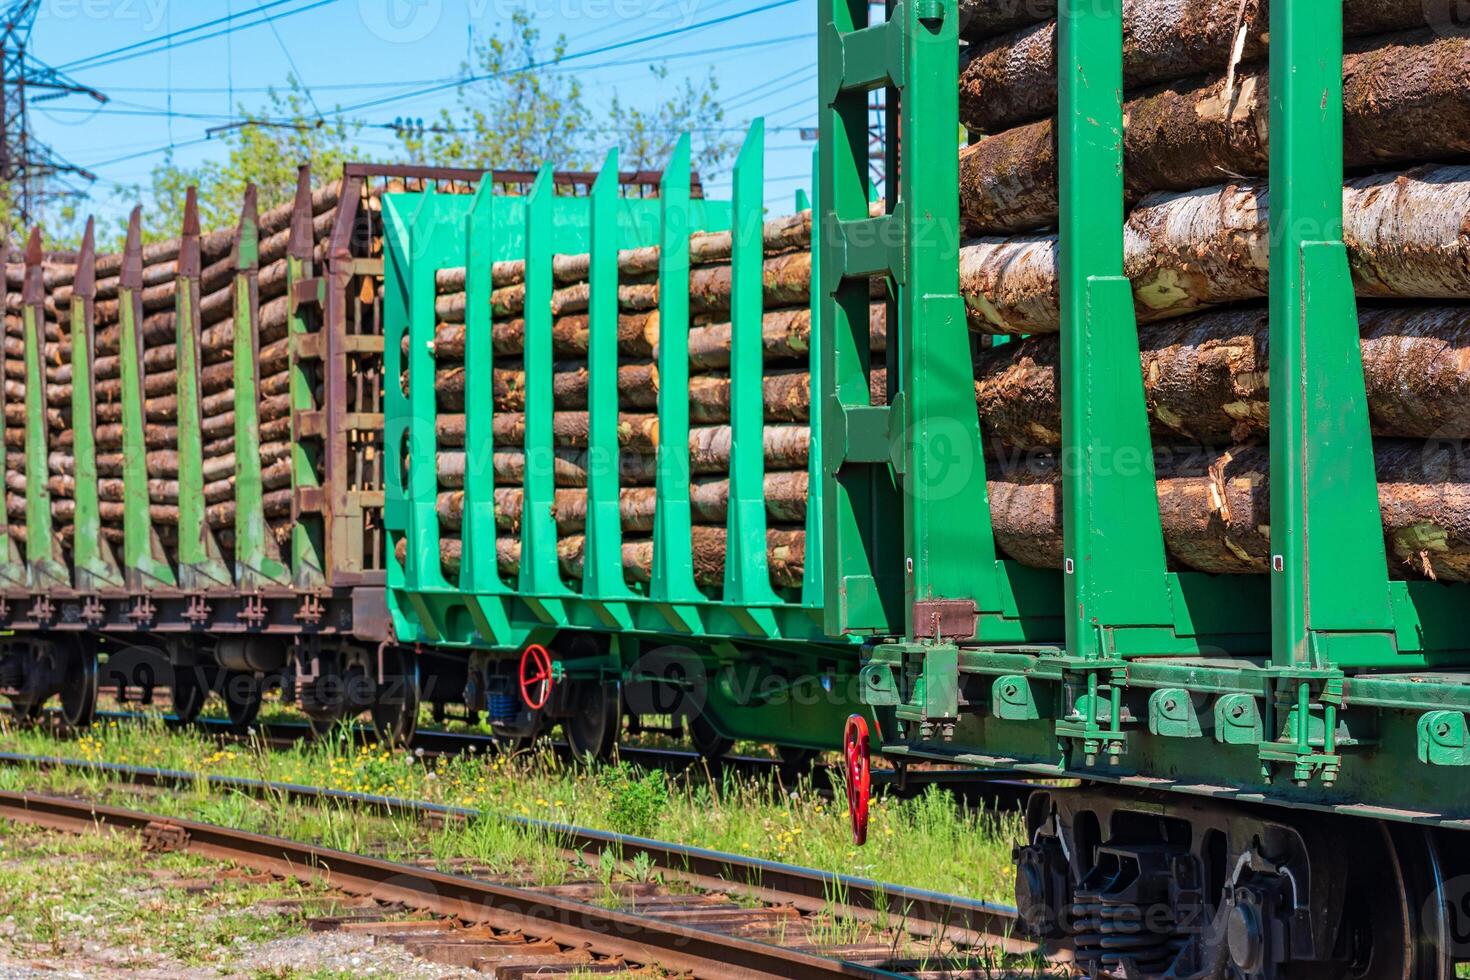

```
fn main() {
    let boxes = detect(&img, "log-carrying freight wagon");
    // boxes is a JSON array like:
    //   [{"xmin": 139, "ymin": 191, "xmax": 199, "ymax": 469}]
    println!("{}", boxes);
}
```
[
  {"xmin": 0, "ymin": 151, "xmax": 869, "ymax": 760},
  {"xmin": 819, "ymin": 0, "xmax": 1470, "ymax": 974}
]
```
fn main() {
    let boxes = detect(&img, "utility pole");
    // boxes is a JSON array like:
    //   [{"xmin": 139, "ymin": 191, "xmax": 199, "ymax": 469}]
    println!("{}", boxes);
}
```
[{"xmin": 0, "ymin": 1, "xmax": 107, "ymax": 229}]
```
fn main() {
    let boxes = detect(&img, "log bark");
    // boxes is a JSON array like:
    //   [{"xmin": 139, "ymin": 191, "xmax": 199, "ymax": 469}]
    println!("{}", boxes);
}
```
[
  {"xmin": 959, "ymin": 0, "xmax": 1437, "ymax": 128},
  {"xmin": 438, "ymin": 527, "xmax": 806, "ymax": 588},
  {"xmin": 433, "ymin": 411, "xmax": 660, "ymax": 452},
  {"xmin": 962, "ymin": 32, "xmax": 1470, "ymax": 234},
  {"xmin": 988, "ymin": 441, "xmax": 1470, "ymax": 582},
  {"xmin": 959, "ymin": 165, "xmax": 1470, "ymax": 334},
  {"xmin": 680, "ymin": 303, "xmax": 887, "ymax": 369},
  {"xmin": 976, "ymin": 305, "xmax": 1470, "ymax": 448},
  {"xmin": 432, "ymin": 361, "xmax": 657, "ymax": 412}
]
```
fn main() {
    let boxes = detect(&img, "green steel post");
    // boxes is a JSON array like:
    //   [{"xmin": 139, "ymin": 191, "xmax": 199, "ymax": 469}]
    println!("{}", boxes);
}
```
[
  {"xmin": 1057, "ymin": 0, "xmax": 1173, "ymax": 658},
  {"xmin": 20, "ymin": 228, "xmax": 67, "ymax": 588},
  {"xmin": 801, "ymin": 149, "xmax": 825, "ymax": 609},
  {"xmin": 231, "ymin": 185, "xmax": 293, "ymax": 589},
  {"xmin": 517, "ymin": 166, "xmax": 571, "ymax": 610},
  {"xmin": 286, "ymin": 168, "xmax": 327, "ymax": 589},
  {"xmin": 582, "ymin": 149, "xmax": 636, "ymax": 612},
  {"xmin": 173, "ymin": 190, "xmax": 233, "ymax": 591},
  {"xmin": 118, "ymin": 208, "xmax": 177, "ymax": 590},
  {"xmin": 67, "ymin": 221, "xmax": 123, "ymax": 592},
  {"xmin": 651, "ymin": 135, "xmax": 704, "ymax": 609},
  {"xmin": 723, "ymin": 120, "xmax": 781, "ymax": 614},
  {"xmin": 1268, "ymin": 0, "xmax": 1395, "ymax": 666}
]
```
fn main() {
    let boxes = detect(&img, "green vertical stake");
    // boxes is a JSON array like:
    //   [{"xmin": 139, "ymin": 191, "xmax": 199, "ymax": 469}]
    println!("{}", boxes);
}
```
[
  {"xmin": 68, "ymin": 221, "xmax": 124, "ymax": 591},
  {"xmin": 582, "ymin": 149, "xmax": 636, "ymax": 609},
  {"xmin": 173, "ymin": 189, "xmax": 233, "ymax": 591},
  {"xmin": 231, "ymin": 185, "xmax": 292, "ymax": 589},
  {"xmin": 517, "ymin": 166, "xmax": 571, "ymax": 606},
  {"xmin": 286, "ymin": 168, "xmax": 327, "ymax": 589},
  {"xmin": 20, "ymin": 228, "xmax": 68, "ymax": 588},
  {"xmin": 1267, "ymin": 0, "xmax": 1395, "ymax": 666},
  {"xmin": 118, "ymin": 207, "xmax": 177, "ymax": 590},
  {"xmin": 651, "ymin": 135, "xmax": 704, "ymax": 607},
  {"xmin": 723, "ymin": 120, "xmax": 780, "ymax": 616},
  {"xmin": 800, "ymin": 148, "xmax": 826, "ymax": 609}
]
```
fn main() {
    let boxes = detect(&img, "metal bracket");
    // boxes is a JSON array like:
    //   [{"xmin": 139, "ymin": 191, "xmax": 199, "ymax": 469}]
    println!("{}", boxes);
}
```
[
  {"xmin": 294, "ymin": 594, "xmax": 325, "ymax": 627},
  {"xmin": 912, "ymin": 599, "xmax": 978, "ymax": 641},
  {"xmin": 80, "ymin": 596, "xmax": 106, "ymax": 627},
  {"xmin": 182, "ymin": 594, "xmax": 213, "ymax": 627},
  {"xmin": 126, "ymin": 594, "xmax": 156, "ymax": 627},
  {"xmin": 241, "ymin": 594, "xmax": 270, "ymax": 629},
  {"xmin": 1258, "ymin": 672, "xmax": 1345, "ymax": 787},
  {"xmin": 141, "ymin": 822, "xmax": 190, "ymax": 854},
  {"xmin": 26, "ymin": 594, "xmax": 54, "ymax": 626}
]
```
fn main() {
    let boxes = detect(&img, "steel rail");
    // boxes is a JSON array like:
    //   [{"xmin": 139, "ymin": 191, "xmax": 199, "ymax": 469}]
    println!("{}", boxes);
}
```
[
  {"xmin": 0, "ymin": 750, "xmax": 1024, "ymax": 947},
  {"xmin": 0, "ymin": 789, "xmax": 897, "ymax": 980}
]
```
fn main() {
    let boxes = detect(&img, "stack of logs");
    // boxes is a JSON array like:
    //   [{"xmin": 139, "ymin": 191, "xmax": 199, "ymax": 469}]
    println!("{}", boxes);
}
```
[
  {"xmin": 3, "ymin": 183, "xmax": 342, "ymax": 565},
  {"xmin": 956, "ymin": 0, "xmax": 1470, "ymax": 582},
  {"xmin": 421, "ymin": 213, "xmax": 885, "ymax": 593}
]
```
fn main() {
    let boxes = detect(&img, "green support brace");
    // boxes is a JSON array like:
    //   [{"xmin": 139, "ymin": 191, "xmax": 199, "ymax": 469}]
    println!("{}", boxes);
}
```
[
  {"xmin": 230, "ymin": 186, "xmax": 292, "ymax": 589},
  {"xmin": 173, "ymin": 190, "xmax": 233, "ymax": 591},
  {"xmin": 517, "ymin": 166, "xmax": 571, "ymax": 618},
  {"xmin": 799, "ymin": 151, "xmax": 826, "ymax": 610},
  {"xmin": 118, "ymin": 208, "xmax": 177, "ymax": 591},
  {"xmin": 458, "ymin": 176, "xmax": 516, "ymax": 641},
  {"xmin": 285, "ymin": 168, "xmax": 327, "ymax": 589},
  {"xmin": 651, "ymin": 135, "xmax": 705, "ymax": 620},
  {"xmin": 67, "ymin": 221, "xmax": 124, "ymax": 592},
  {"xmin": 20, "ymin": 229, "xmax": 68, "ymax": 589},
  {"xmin": 722, "ymin": 120, "xmax": 781, "ymax": 628},
  {"xmin": 581, "ymin": 149, "xmax": 636, "ymax": 621},
  {"xmin": 1267, "ymin": 0, "xmax": 1397, "ymax": 667}
]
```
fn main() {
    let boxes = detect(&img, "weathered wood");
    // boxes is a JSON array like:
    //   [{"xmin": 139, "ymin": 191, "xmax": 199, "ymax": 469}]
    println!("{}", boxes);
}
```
[
  {"xmin": 432, "ymin": 361, "xmax": 657, "ymax": 412},
  {"xmin": 960, "ymin": 31, "xmax": 1470, "ymax": 234},
  {"xmin": 433, "ymin": 411, "xmax": 660, "ymax": 452},
  {"xmin": 976, "ymin": 305, "xmax": 1470, "ymax": 448},
  {"xmin": 959, "ymin": 0, "xmax": 1438, "ymax": 128},
  {"xmin": 989, "ymin": 442, "xmax": 1470, "ymax": 583},
  {"xmin": 960, "ymin": 165, "xmax": 1470, "ymax": 334},
  {"xmin": 681, "ymin": 303, "xmax": 886, "ymax": 368}
]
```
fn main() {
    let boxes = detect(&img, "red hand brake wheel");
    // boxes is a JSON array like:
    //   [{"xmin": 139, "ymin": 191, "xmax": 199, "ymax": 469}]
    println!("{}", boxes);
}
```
[
  {"xmin": 843, "ymin": 714, "xmax": 871, "ymax": 846},
  {"xmin": 518, "ymin": 644, "xmax": 554, "ymax": 711}
]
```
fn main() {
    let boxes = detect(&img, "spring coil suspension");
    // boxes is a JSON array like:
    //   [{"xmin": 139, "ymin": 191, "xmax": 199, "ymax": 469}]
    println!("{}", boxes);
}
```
[
  {"xmin": 488, "ymin": 691, "xmax": 518, "ymax": 724},
  {"xmin": 1071, "ymin": 845, "xmax": 1192, "ymax": 977}
]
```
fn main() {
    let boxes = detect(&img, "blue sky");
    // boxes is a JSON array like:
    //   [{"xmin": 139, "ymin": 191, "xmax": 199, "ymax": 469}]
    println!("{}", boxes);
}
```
[{"xmin": 24, "ymin": 0, "xmax": 821, "ymax": 226}]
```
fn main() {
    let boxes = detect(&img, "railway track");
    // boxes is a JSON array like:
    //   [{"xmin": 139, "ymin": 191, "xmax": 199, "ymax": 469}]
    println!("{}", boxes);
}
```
[
  {"xmin": 0, "ymin": 753, "xmax": 1037, "ymax": 977},
  {"xmin": 0, "ymin": 750, "xmax": 1022, "ymax": 948}
]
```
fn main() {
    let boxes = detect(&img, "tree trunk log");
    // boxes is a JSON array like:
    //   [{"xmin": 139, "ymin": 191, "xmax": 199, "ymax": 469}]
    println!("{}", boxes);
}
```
[
  {"xmin": 433, "ymin": 361, "xmax": 657, "ymax": 412},
  {"xmin": 977, "ymin": 305, "xmax": 1470, "ymax": 448},
  {"xmin": 989, "ymin": 441, "xmax": 1470, "ymax": 582},
  {"xmin": 959, "ymin": 0, "xmax": 1437, "ymax": 128},
  {"xmin": 960, "ymin": 31, "xmax": 1470, "ymax": 234},
  {"xmin": 960, "ymin": 165, "xmax": 1470, "ymax": 334},
  {"xmin": 680, "ymin": 303, "xmax": 886, "ymax": 369}
]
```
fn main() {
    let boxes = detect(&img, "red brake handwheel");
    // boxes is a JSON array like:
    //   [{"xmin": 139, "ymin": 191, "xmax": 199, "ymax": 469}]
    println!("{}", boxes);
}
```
[
  {"xmin": 519, "ymin": 644, "xmax": 554, "ymax": 711},
  {"xmin": 844, "ymin": 714, "xmax": 871, "ymax": 846}
]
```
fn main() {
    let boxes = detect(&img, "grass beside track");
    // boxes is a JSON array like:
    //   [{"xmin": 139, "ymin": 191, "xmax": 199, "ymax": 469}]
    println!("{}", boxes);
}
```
[{"xmin": 0, "ymin": 713, "xmax": 1020, "ymax": 903}]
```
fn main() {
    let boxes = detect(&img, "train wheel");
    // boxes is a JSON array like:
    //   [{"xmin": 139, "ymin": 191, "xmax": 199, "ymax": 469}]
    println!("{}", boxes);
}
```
[
  {"xmin": 222, "ymin": 671, "xmax": 262, "ymax": 732},
  {"xmin": 688, "ymin": 712, "xmax": 733, "ymax": 761},
  {"xmin": 57, "ymin": 639, "xmax": 97, "ymax": 729},
  {"xmin": 564, "ymin": 681, "xmax": 620, "ymax": 761},
  {"xmin": 171, "ymin": 664, "xmax": 207, "ymax": 724},
  {"xmin": 370, "ymin": 647, "xmax": 420, "ymax": 748},
  {"xmin": 1333, "ymin": 823, "xmax": 1451, "ymax": 980}
]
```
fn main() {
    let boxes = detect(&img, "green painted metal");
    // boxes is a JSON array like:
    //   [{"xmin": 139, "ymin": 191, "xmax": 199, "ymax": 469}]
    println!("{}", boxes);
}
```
[
  {"xmin": 67, "ymin": 222, "xmax": 124, "ymax": 592},
  {"xmin": 650, "ymin": 135, "xmax": 704, "ymax": 620},
  {"xmin": 384, "ymin": 128, "xmax": 848, "ymax": 651},
  {"xmin": 722, "ymin": 120, "xmax": 781, "ymax": 631},
  {"xmin": 230, "ymin": 186, "xmax": 292, "ymax": 590},
  {"xmin": 1267, "ymin": 0, "xmax": 1397, "ymax": 668},
  {"xmin": 580, "ymin": 150, "xmax": 636, "ymax": 624},
  {"xmin": 518, "ymin": 167, "xmax": 572, "ymax": 621},
  {"xmin": 817, "ymin": 0, "xmax": 1059, "ymax": 644},
  {"xmin": 800, "ymin": 150, "xmax": 825, "ymax": 610},
  {"xmin": 173, "ymin": 189, "xmax": 233, "ymax": 591},
  {"xmin": 118, "ymin": 208, "xmax": 177, "ymax": 591},
  {"xmin": 20, "ymin": 229, "xmax": 68, "ymax": 589},
  {"xmin": 828, "ymin": 0, "xmax": 1470, "ymax": 821},
  {"xmin": 285, "ymin": 168, "xmax": 327, "ymax": 590}
]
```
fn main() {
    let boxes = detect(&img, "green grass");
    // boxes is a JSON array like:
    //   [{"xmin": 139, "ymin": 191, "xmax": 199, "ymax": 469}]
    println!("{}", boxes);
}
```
[
  {"xmin": 0, "ymin": 712, "xmax": 1021, "ymax": 903},
  {"xmin": 0, "ymin": 819, "xmax": 324, "ymax": 969}
]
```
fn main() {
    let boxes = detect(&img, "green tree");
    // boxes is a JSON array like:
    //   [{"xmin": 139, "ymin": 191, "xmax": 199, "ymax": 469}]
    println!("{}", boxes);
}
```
[
  {"xmin": 116, "ymin": 76, "xmax": 364, "ymax": 246},
  {"xmin": 400, "ymin": 11, "xmax": 741, "ymax": 177}
]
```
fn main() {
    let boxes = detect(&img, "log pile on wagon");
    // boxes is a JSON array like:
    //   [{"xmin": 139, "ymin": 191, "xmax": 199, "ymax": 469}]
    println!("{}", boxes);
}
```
[
  {"xmin": 421, "ymin": 213, "xmax": 886, "ymax": 593},
  {"xmin": 958, "ymin": 0, "xmax": 1470, "ymax": 582}
]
